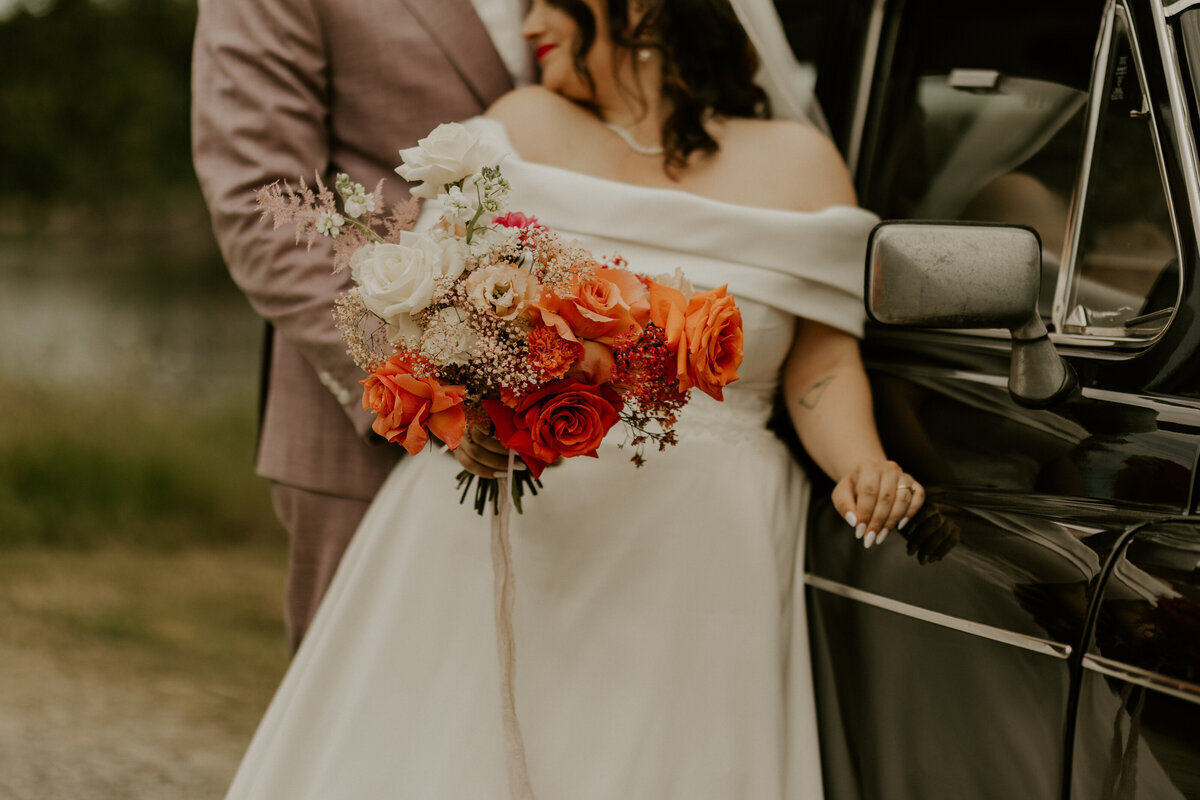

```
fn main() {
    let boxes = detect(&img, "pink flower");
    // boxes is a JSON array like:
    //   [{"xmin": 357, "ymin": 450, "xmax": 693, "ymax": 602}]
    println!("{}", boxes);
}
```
[{"xmin": 493, "ymin": 212, "xmax": 542, "ymax": 229}]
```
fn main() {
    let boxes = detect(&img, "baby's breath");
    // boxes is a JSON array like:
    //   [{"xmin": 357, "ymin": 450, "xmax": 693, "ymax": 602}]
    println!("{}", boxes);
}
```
[{"xmin": 333, "ymin": 290, "xmax": 392, "ymax": 371}]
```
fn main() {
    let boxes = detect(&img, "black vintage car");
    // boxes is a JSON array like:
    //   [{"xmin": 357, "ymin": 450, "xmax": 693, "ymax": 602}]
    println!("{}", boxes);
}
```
[{"xmin": 781, "ymin": 1, "xmax": 1200, "ymax": 798}]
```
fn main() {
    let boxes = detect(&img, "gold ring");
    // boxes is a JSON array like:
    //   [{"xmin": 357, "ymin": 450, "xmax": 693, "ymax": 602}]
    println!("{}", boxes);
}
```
[{"xmin": 896, "ymin": 484, "xmax": 915, "ymax": 492}]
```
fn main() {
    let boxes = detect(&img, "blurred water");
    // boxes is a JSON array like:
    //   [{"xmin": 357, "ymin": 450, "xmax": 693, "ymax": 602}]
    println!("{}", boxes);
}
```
[{"xmin": 0, "ymin": 265, "xmax": 262, "ymax": 407}]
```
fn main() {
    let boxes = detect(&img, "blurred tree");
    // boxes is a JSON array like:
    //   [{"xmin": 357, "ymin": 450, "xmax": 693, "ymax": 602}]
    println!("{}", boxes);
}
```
[{"xmin": 0, "ymin": 0, "xmax": 199, "ymax": 205}]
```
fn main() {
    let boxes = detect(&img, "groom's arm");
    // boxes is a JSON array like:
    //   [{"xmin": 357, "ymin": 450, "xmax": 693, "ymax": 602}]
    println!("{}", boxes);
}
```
[{"xmin": 191, "ymin": 0, "xmax": 374, "ymax": 436}]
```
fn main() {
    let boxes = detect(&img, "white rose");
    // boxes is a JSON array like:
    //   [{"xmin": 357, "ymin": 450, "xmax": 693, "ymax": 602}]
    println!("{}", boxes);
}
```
[
  {"xmin": 350, "ymin": 233, "xmax": 467, "ymax": 324},
  {"xmin": 394, "ymin": 122, "xmax": 508, "ymax": 199},
  {"xmin": 385, "ymin": 312, "xmax": 423, "ymax": 347}
]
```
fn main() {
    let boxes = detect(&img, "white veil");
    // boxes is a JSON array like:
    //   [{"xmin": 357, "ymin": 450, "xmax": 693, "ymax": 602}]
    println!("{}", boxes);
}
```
[{"xmin": 728, "ymin": 0, "xmax": 830, "ymax": 134}]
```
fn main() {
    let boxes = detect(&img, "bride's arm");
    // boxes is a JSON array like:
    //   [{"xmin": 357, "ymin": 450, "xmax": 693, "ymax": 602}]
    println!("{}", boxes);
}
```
[{"xmin": 783, "ymin": 319, "xmax": 924, "ymax": 547}]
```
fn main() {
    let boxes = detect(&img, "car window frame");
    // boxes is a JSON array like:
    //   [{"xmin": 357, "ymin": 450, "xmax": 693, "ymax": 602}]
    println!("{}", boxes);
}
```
[{"xmin": 1050, "ymin": 0, "xmax": 1186, "ymax": 349}]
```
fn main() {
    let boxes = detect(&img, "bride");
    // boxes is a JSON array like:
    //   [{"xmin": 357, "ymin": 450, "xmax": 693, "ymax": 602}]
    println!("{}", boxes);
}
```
[{"xmin": 226, "ymin": 0, "xmax": 924, "ymax": 797}]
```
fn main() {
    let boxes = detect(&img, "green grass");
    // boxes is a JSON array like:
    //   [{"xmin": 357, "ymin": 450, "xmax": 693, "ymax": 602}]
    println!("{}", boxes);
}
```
[{"xmin": 0, "ymin": 383, "xmax": 282, "ymax": 549}]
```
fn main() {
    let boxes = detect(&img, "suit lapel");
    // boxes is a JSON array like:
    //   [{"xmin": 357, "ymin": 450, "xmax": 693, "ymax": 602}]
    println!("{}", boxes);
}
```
[{"xmin": 402, "ymin": 0, "xmax": 515, "ymax": 107}]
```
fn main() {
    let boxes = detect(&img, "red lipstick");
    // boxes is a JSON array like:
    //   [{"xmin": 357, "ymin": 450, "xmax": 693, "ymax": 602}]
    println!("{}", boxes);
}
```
[{"xmin": 536, "ymin": 44, "xmax": 557, "ymax": 62}]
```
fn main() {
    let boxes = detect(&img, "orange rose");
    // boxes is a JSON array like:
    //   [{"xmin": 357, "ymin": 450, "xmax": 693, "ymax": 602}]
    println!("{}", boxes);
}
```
[
  {"xmin": 682, "ymin": 286, "xmax": 742, "ymax": 400},
  {"xmin": 647, "ymin": 282, "xmax": 743, "ymax": 400},
  {"xmin": 537, "ymin": 264, "xmax": 650, "ymax": 344},
  {"xmin": 360, "ymin": 355, "xmax": 466, "ymax": 456},
  {"xmin": 483, "ymin": 380, "xmax": 623, "ymax": 478}
]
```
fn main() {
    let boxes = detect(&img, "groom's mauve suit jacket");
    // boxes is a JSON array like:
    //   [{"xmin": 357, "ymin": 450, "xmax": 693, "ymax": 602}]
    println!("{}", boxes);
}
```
[{"xmin": 192, "ymin": 0, "xmax": 516, "ymax": 501}]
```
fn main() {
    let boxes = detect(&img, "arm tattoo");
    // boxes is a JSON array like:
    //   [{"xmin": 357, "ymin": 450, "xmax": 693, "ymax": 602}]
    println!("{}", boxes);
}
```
[{"xmin": 798, "ymin": 375, "xmax": 835, "ymax": 411}]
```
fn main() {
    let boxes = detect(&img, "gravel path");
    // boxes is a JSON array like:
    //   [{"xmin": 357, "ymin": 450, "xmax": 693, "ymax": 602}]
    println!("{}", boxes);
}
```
[
  {"xmin": 0, "ymin": 637, "xmax": 254, "ymax": 800},
  {"xmin": 0, "ymin": 547, "xmax": 287, "ymax": 800}
]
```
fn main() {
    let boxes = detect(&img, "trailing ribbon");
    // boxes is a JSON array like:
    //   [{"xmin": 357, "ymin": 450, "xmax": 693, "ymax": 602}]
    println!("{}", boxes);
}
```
[{"xmin": 492, "ymin": 451, "xmax": 536, "ymax": 799}]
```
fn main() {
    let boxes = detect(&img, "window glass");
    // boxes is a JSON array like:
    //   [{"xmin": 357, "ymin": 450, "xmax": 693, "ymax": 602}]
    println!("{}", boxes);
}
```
[
  {"xmin": 1063, "ymin": 8, "xmax": 1178, "ymax": 337},
  {"xmin": 775, "ymin": 0, "xmax": 877, "ymax": 148},
  {"xmin": 858, "ymin": 0, "xmax": 1101, "ymax": 319},
  {"xmin": 1178, "ymin": 8, "xmax": 1200, "ymax": 119}
]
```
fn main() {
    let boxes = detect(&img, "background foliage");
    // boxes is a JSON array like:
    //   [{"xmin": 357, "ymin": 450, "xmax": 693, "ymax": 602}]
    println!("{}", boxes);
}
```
[
  {"xmin": 0, "ymin": 0, "xmax": 275, "ymax": 549},
  {"xmin": 0, "ymin": 0, "xmax": 199, "ymax": 205}
]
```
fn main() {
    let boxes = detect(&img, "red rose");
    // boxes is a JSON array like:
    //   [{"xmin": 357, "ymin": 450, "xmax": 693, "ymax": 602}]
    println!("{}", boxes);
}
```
[
  {"xmin": 361, "ymin": 355, "xmax": 466, "ymax": 456},
  {"xmin": 483, "ymin": 380, "xmax": 623, "ymax": 478}
]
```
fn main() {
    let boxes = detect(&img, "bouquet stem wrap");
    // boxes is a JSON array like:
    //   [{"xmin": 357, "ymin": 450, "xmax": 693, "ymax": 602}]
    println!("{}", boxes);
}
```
[{"xmin": 492, "ymin": 454, "xmax": 536, "ymax": 800}]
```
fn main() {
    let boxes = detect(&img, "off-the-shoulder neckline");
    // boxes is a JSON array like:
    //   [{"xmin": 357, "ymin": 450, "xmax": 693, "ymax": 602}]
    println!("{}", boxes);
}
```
[{"xmin": 469, "ymin": 116, "xmax": 876, "ymax": 222}]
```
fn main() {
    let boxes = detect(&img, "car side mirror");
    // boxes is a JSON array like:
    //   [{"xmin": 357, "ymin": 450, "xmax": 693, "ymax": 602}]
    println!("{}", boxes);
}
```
[{"xmin": 865, "ymin": 221, "xmax": 1077, "ymax": 408}]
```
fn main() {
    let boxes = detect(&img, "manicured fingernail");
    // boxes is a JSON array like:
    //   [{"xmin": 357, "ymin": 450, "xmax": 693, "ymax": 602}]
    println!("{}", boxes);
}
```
[
  {"xmin": 877, "ymin": 528, "xmax": 889, "ymax": 544},
  {"xmin": 898, "ymin": 517, "xmax": 910, "ymax": 530},
  {"xmin": 845, "ymin": 511, "xmax": 858, "ymax": 527},
  {"xmin": 864, "ymin": 530, "xmax": 877, "ymax": 548},
  {"xmin": 855, "ymin": 523, "xmax": 866, "ymax": 540}
]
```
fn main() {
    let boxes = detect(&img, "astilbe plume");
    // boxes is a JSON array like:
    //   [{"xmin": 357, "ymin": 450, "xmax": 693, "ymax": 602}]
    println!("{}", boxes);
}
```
[
  {"xmin": 612, "ymin": 324, "xmax": 688, "ymax": 466},
  {"xmin": 257, "ymin": 174, "xmax": 423, "ymax": 274},
  {"xmin": 255, "ymin": 174, "xmax": 339, "ymax": 251}
]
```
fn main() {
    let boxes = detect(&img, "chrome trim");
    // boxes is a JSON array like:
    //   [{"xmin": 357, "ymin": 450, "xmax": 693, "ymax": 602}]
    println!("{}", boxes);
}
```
[
  {"xmin": 1053, "ymin": 0, "xmax": 1113, "ymax": 327},
  {"xmin": 804, "ymin": 574, "xmax": 1073, "ymax": 659},
  {"xmin": 1131, "ymin": 1, "xmax": 1185, "ymax": 333},
  {"xmin": 846, "ymin": 0, "xmax": 888, "ymax": 176},
  {"xmin": 1164, "ymin": 0, "xmax": 1200, "ymax": 17},
  {"xmin": 1151, "ymin": 0, "xmax": 1200, "ymax": 266},
  {"xmin": 1082, "ymin": 653, "xmax": 1200, "ymax": 705}
]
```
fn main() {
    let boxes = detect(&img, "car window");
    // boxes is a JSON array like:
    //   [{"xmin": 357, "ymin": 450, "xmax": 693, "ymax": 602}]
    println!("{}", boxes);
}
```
[
  {"xmin": 855, "ymin": 0, "xmax": 1101, "ymax": 319},
  {"xmin": 1059, "ymin": 4, "xmax": 1179, "ymax": 338}
]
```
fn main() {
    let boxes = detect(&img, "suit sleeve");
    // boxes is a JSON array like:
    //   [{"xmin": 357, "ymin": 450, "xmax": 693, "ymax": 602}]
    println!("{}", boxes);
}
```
[{"xmin": 191, "ymin": 0, "xmax": 376, "ymax": 437}]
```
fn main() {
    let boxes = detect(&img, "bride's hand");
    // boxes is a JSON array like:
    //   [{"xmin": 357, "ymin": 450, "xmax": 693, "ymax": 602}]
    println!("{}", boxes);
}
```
[
  {"xmin": 831, "ymin": 459, "xmax": 924, "ymax": 549},
  {"xmin": 453, "ymin": 426, "xmax": 522, "ymax": 478}
]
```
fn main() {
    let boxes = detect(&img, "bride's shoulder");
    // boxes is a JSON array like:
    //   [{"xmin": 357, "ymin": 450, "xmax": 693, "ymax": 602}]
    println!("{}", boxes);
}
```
[
  {"xmin": 716, "ymin": 117, "xmax": 857, "ymax": 212},
  {"xmin": 485, "ymin": 87, "xmax": 596, "ymax": 162}
]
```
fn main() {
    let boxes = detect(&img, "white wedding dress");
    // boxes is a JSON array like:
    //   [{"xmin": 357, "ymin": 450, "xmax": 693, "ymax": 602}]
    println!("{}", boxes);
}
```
[{"xmin": 226, "ymin": 118, "xmax": 878, "ymax": 799}]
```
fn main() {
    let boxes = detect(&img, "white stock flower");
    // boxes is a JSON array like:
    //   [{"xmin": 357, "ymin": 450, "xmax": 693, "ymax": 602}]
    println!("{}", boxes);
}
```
[
  {"xmin": 419, "ymin": 306, "xmax": 478, "ymax": 366},
  {"xmin": 343, "ymin": 192, "xmax": 375, "ymax": 219},
  {"xmin": 349, "ymin": 232, "xmax": 467, "ymax": 325},
  {"xmin": 394, "ymin": 122, "xmax": 508, "ymax": 200},
  {"xmin": 317, "ymin": 210, "xmax": 345, "ymax": 237},
  {"xmin": 442, "ymin": 184, "xmax": 479, "ymax": 226}
]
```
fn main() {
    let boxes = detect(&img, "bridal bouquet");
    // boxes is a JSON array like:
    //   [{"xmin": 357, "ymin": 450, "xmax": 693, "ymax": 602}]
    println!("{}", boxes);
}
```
[{"xmin": 257, "ymin": 122, "xmax": 743, "ymax": 511}]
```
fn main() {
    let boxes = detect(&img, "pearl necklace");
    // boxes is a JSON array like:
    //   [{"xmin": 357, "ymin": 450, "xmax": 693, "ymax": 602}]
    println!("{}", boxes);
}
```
[{"xmin": 603, "ymin": 121, "xmax": 664, "ymax": 156}]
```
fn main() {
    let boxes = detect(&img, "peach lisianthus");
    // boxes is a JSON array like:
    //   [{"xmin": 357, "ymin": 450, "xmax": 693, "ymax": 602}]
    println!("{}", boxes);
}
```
[
  {"xmin": 537, "ymin": 264, "xmax": 651, "ymax": 344},
  {"xmin": 648, "ymin": 282, "xmax": 743, "ymax": 401},
  {"xmin": 360, "ymin": 354, "xmax": 466, "ymax": 455},
  {"xmin": 464, "ymin": 263, "xmax": 540, "ymax": 321}
]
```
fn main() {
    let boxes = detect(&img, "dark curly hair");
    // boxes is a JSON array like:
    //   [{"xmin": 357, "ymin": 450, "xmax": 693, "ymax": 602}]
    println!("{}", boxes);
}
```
[{"xmin": 545, "ymin": 0, "xmax": 770, "ymax": 173}]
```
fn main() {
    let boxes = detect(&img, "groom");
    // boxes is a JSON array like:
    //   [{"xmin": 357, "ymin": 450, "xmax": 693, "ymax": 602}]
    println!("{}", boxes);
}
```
[{"xmin": 192, "ymin": 0, "xmax": 530, "ymax": 651}]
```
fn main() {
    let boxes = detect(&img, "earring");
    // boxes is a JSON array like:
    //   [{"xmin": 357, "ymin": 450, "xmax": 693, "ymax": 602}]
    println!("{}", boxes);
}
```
[{"xmin": 637, "ymin": 48, "xmax": 652, "ymax": 62}]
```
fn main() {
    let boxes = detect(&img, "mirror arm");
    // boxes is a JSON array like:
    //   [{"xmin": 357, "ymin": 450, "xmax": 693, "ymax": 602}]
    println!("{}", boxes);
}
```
[{"xmin": 1008, "ymin": 316, "xmax": 1077, "ymax": 408}]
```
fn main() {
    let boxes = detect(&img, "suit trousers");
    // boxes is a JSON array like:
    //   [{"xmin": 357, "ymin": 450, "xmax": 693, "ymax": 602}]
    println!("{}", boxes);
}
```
[{"xmin": 270, "ymin": 483, "xmax": 372, "ymax": 653}]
